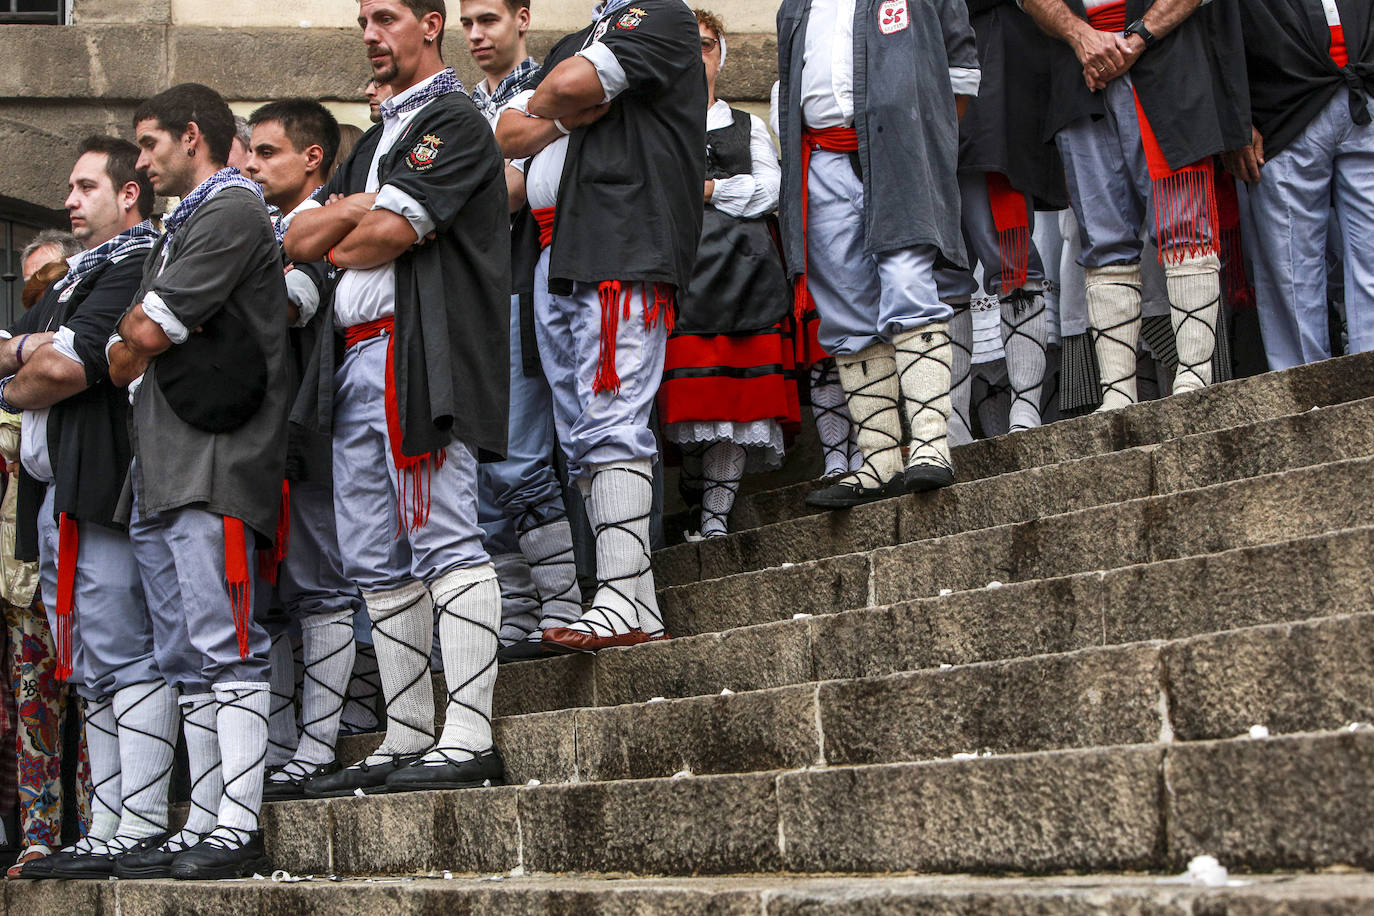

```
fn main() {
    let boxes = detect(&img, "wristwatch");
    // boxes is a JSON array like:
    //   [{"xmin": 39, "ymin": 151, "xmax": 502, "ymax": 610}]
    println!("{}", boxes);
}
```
[{"xmin": 1124, "ymin": 18, "xmax": 1157, "ymax": 48}]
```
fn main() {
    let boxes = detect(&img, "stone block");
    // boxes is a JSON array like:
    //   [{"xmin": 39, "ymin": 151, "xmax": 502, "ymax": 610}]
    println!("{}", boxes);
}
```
[
  {"xmin": 5, "ymin": 880, "xmax": 114, "ymax": 916},
  {"xmin": 576, "ymin": 684, "xmax": 819, "ymax": 780},
  {"xmin": 0, "ymin": 24, "xmax": 167, "ymax": 100},
  {"xmin": 819, "ymin": 644, "xmax": 1163, "ymax": 765},
  {"xmin": 1165, "ymin": 614, "xmax": 1374, "ymax": 742},
  {"xmin": 495, "ymin": 651, "xmax": 596, "ymax": 717},
  {"xmin": 661, "ymin": 552, "xmax": 871, "ymax": 636},
  {"xmin": 1166, "ymin": 730, "xmax": 1374, "ymax": 870},
  {"xmin": 693, "ymin": 498, "xmax": 897, "ymax": 583},
  {"xmin": 263, "ymin": 794, "xmax": 335, "ymax": 874},
  {"xmin": 520, "ymin": 772, "xmax": 782, "ymax": 874},
  {"xmin": 495, "ymin": 708, "xmax": 578, "ymax": 784},
  {"xmin": 778, "ymin": 746, "xmax": 1164, "ymax": 873},
  {"xmin": 328, "ymin": 786, "xmax": 520, "ymax": 875},
  {"xmin": 73, "ymin": 0, "xmax": 170, "ymax": 22},
  {"xmin": 594, "ymin": 618, "xmax": 812, "ymax": 707},
  {"xmin": 170, "ymin": 27, "xmax": 365, "ymax": 101}
]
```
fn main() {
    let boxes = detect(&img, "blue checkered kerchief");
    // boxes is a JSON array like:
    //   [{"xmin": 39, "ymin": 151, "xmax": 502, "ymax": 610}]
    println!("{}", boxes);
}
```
[
  {"xmin": 163, "ymin": 168, "xmax": 265, "ymax": 239},
  {"xmin": 53, "ymin": 220, "xmax": 159, "ymax": 296},
  {"xmin": 471, "ymin": 58, "xmax": 541, "ymax": 121},
  {"xmin": 379, "ymin": 67, "xmax": 466, "ymax": 122}
]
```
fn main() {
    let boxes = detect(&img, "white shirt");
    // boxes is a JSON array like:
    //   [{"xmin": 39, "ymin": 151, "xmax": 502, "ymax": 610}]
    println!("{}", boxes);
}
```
[
  {"xmin": 311, "ymin": 72, "xmax": 446, "ymax": 329},
  {"xmin": 279, "ymin": 197, "xmax": 323, "ymax": 328},
  {"xmin": 707, "ymin": 100, "xmax": 781, "ymax": 219},
  {"xmin": 800, "ymin": 0, "xmax": 979, "ymax": 130}
]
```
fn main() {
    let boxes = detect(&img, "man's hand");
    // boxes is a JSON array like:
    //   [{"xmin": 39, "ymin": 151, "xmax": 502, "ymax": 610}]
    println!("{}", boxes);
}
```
[
  {"xmin": 1085, "ymin": 32, "xmax": 1143, "ymax": 89},
  {"xmin": 284, "ymin": 192, "xmax": 378, "ymax": 262},
  {"xmin": 559, "ymin": 102, "xmax": 611, "ymax": 129},
  {"xmin": 107, "ymin": 340, "xmax": 149, "ymax": 389},
  {"xmin": 1074, "ymin": 25, "xmax": 1131, "ymax": 89},
  {"xmin": 1222, "ymin": 126, "xmax": 1265, "ymax": 184},
  {"xmin": 956, "ymin": 94, "xmax": 970, "ymax": 121}
]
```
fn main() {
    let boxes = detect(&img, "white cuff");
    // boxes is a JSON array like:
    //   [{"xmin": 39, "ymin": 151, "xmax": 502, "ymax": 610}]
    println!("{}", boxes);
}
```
[
  {"xmin": 949, "ymin": 66, "xmax": 981, "ymax": 97},
  {"xmin": 507, "ymin": 89, "xmax": 536, "ymax": 116},
  {"xmin": 709, "ymin": 175, "xmax": 754, "ymax": 219},
  {"xmin": 104, "ymin": 332, "xmax": 122, "ymax": 363},
  {"xmin": 0, "ymin": 331, "xmax": 12, "ymax": 341},
  {"xmin": 576, "ymin": 42, "xmax": 629, "ymax": 104},
  {"xmin": 141, "ymin": 291, "xmax": 190, "ymax": 345},
  {"xmin": 375, "ymin": 185, "xmax": 436, "ymax": 243},
  {"xmin": 285, "ymin": 269, "xmax": 321, "ymax": 327},
  {"xmin": 51, "ymin": 327, "xmax": 83, "ymax": 369}
]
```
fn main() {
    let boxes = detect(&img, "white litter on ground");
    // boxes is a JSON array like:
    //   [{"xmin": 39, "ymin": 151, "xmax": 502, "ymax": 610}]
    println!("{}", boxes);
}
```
[
  {"xmin": 443, "ymin": 871, "xmax": 454, "ymax": 880},
  {"xmin": 510, "ymin": 865, "xmax": 526, "ymax": 877},
  {"xmin": 720, "ymin": 688, "xmax": 735, "ymax": 696},
  {"xmin": 647, "ymin": 696, "xmax": 667, "ymax": 703},
  {"xmin": 952, "ymin": 752, "xmax": 978, "ymax": 760},
  {"xmin": 985, "ymin": 581, "xmax": 1003, "ymax": 589},
  {"xmin": 938, "ymin": 589, "xmax": 954, "ymax": 597},
  {"xmin": 526, "ymin": 779, "xmax": 541, "ymax": 786},
  {"xmin": 1248, "ymin": 724, "xmax": 1270, "ymax": 739},
  {"xmin": 271, "ymin": 870, "xmax": 310, "ymax": 883},
  {"xmin": 780, "ymin": 562, "xmax": 796, "ymax": 569},
  {"xmin": 354, "ymin": 788, "xmax": 367, "ymax": 797},
  {"xmin": 1348, "ymin": 722, "xmax": 1370, "ymax": 731},
  {"xmin": 672, "ymin": 769, "xmax": 692, "ymax": 779},
  {"xmin": 792, "ymin": 613, "xmax": 812, "ymax": 620},
  {"xmin": 1159, "ymin": 855, "xmax": 1250, "ymax": 887},
  {"xmin": 683, "ymin": 532, "xmax": 704, "ymax": 543}
]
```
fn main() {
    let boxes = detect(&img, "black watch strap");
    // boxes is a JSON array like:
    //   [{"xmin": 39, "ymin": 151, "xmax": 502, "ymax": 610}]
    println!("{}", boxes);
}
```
[{"xmin": 1125, "ymin": 18, "xmax": 1157, "ymax": 47}]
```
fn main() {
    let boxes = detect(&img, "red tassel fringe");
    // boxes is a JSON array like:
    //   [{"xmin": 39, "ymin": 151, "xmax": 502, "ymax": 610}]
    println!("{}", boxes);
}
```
[
  {"xmin": 54, "ymin": 513, "xmax": 78, "ymax": 682},
  {"xmin": 986, "ymin": 172, "xmax": 1030, "ymax": 293},
  {"xmin": 594, "ymin": 280, "xmax": 627, "ymax": 395},
  {"xmin": 1132, "ymin": 89, "xmax": 1219, "ymax": 265},
  {"xmin": 257, "ymin": 480, "xmax": 291, "ymax": 584},
  {"xmin": 223, "ymin": 517, "xmax": 251, "ymax": 660}
]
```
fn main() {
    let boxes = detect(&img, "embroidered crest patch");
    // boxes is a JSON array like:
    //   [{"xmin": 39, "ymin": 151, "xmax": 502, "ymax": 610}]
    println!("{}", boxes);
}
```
[
  {"xmin": 593, "ymin": 18, "xmax": 611, "ymax": 40},
  {"xmin": 616, "ymin": 7, "xmax": 646, "ymax": 29},
  {"xmin": 407, "ymin": 134, "xmax": 444, "ymax": 171},
  {"xmin": 878, "ymin": 0, "xmax": 908, "ymax": 34}
]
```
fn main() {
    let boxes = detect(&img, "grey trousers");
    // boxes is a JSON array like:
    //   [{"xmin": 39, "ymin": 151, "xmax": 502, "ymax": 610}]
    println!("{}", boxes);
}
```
[
  {"xmin": 36, "ymin": 485, "xmax": 160, "ymax": 700},
  {"xmin": 278, "ymin": 480, "xmax": 362, "ymax": 622}
]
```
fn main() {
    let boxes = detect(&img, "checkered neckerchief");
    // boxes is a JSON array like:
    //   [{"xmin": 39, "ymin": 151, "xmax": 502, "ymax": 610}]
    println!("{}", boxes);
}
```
[
  {"xmin": 471, "ymin": 58, "xmax": 541, "ymax": 121},
  {"xmin": 54, "ymin": 220, "xmax": 159, "ymax": 294},
  {"xmin": 379, "ymin": 68, "xmax": 466, "ymax": 122},
  {"xmin": 164, "ymin": 168, "xmax": 265, "ymax": 239}
]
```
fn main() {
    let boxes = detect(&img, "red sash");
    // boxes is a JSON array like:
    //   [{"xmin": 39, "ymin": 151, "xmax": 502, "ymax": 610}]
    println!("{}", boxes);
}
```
[
  {"xmin": 53, "ymin": 514, "xmax": 77, "ymax": 680},
  {"xmin": 344, "ymin": 317, "xmax": 446, "ymax": 533},
  {"xmin": 531, "ymin": 206, "xmax": 556, "ymax": 250},
  {"xmin": 795, "ymin": 126, "xmax": 859, "ymax": 324}
]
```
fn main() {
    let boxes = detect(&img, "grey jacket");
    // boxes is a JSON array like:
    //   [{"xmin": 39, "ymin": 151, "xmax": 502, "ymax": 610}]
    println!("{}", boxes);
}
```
[
  {"xmin": 777, "ymin": 0, "xmax": 979, "ymax": 271},
  {"xmin": 130, "ymin": 188, "xmax": 290, "ymax": 540}
]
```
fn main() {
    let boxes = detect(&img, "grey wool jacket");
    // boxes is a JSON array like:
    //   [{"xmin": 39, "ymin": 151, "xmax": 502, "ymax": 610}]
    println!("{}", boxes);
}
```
[{"xmin": 776, "ymin": 0, "xmax": 980, "ymax": 272}]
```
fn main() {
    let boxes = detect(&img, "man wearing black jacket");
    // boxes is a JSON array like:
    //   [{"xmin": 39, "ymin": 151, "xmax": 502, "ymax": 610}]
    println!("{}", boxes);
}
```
[
  {"xmin": 0, "ymin": 137, "xmax": 175, "ymax": 878},
  {"xmin": 495, "ymin": 0, "xmax": 705, "ymax": 653},
  {"xmin": 286, "ymin": 0, "xmax": 512, "ymax": 797},
  {"xmin": 1225, "ymin": 0, "xmax": 1374, "ymax": 370}
]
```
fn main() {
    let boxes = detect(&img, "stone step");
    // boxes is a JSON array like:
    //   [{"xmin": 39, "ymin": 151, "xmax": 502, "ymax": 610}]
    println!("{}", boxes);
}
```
[
  {"xmin": 334, "ymin": 612, "xmax": 1374, "ymax": 788},
  {"xmin": 14, "ymin": 872, "xmax": 1374, "ymax": 914},
  {"xmin": 492, "ymin": 524, "xmax": 1374, "ymax": 717},
  {"xmin": 656, "ymin": 394, "xmax": 1374, "ymax": 590},
  {"xmin": 721, "ymin": 348, "xmax": 1374, "ymax": 535},
  {"xmin": 263, "ymin": 729, "xmax": 1374, "ymax": 877},
  {"xmin": 660, "ymin": 454, "xmax": 1374, "ymax": 636}
]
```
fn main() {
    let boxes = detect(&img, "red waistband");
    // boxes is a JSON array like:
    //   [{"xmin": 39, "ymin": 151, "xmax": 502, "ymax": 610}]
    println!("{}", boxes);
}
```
[
  {"xmin": 531, "ymin": 206, "xmax": 556, "ymax": 250},
  {"xmin": 1086, "ymin": 0, "xmax": 1126, "ymax": 32},
  {"xmin": 802, "ymin": 126, "xmax": 859, "ymax": 153},
  {"xmin": 1331, "ymin": 25, "xmax": 1349, "ymax": 68},
  {"xmin": 344, "ymin": 316, "xmax": 394, "ymax": 349}
]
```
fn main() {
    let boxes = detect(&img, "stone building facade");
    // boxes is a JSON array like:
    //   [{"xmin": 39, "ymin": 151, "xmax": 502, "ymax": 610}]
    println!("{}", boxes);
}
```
[{"xmin": 0, "ymin": 0, "xmax": 776, "ymax": 324}]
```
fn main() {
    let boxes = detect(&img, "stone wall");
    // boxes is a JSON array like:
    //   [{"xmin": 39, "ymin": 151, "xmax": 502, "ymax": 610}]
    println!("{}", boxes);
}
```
[{"xmin": 0, "ymin": 0, "xmax": 777, "ymax": 214}]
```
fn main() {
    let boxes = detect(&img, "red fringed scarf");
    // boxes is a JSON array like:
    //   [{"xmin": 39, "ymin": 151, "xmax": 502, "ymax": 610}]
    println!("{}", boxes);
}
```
[
  {"xmin": 985, "ymin": 172, "xmax": 1030, "ymax": 293},
  {"xmin": 256, "ymin": 481, "xmax": 291, "ymax": 584},
  {"xmin": 795, "ymin": 126, "xmax": 860, "ymax": 323},
  {"xmin": 1132, "ymin": 90, "xmax": 1219, "ymax": 265},
  {"xmin": 591, "ymin": 281, "xmax": 676, "ymax": 395},
  {"xmin": 223, "ymin": 517, "xmax": 252, "ymax": 659},
  {"xmin": 1214, "ymin": 167, "xmax": 1254, "ymax": 310},
  {"xmin": 531, "ymin": 206, "xmax": 556, "ymax": 250},
  {"xmin": 53, "ymin": 513, "xmax": 78, "ymax": 681},
  {"xmin": 344, "ymin": 317, "xmax": 447, "ymax": 533}
]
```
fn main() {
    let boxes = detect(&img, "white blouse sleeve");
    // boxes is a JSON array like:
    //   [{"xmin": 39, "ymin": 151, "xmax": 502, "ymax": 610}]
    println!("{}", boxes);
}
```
[{"xmin": 709, "ymin": 115, "xmax": 781, "ymax": 220}]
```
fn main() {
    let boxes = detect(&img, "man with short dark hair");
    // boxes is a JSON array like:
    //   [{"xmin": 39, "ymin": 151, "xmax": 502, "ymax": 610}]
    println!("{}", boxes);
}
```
[
  {"xmin": 2, "ymin": 136, "xmax": 168, "ymax": 880},
  {"xmin": 107, "ymin": 82, "xmax": 289, "ymax": 880},
  {"xmin": 286, "ymin": 0, "xmax": 512, "ymax": 796},
  {"xmin": 243, "ymin": 98, "xmax": 366, "ymax": 801},
  {"xmin": 461, "ymin": 0, "xmax": 584, "ymax": 661}
]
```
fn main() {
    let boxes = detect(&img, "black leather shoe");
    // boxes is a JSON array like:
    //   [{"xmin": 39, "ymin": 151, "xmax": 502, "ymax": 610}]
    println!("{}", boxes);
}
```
[
  {"xmin": 805, "ymin": 473, "xmax": 903, "ymax": 509},
  {"xmin": 302, "ymin": 753, "xmax": 421, "ymax": 798},
  {"xmin": 903, "ymin": 462, "xmax": 954, "ymax": 494},
  {"xmin": 262, "ymin": 760, "xmax": 342, "ymax": 802},
  {"xmin": 497, "ymin": 640, "xmax": 548, "ymax": 663},
  {"xmin": 112, "ymin": 830, "xmax": 183, "ymax": 880},
  {"xmin": 18, "ymin": 847, "xmax": 91, "ymax": 879},
  {"xmin": 170, "ymin": 831, "xmax": 271, "ymax": 881},
  {"xmin": 41, "ymin": 848, "xmax": 119, "ymax": 879},
  {"xmin": 384, "ymin": 747, "xmax": 505, "ymax": 793}
]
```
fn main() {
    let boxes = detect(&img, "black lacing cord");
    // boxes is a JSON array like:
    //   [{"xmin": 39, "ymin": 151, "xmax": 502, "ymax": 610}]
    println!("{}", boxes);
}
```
[
  {"xmin": 809, "ymin": 360, "xmax": 853, "ymax": 478},
  {"xmin": 947, "ymin": 308, "xmax": 974, "ymax": 439},
  {"xmin": 895, "ymin": 331, "xmax": 954, "ymax": 472},
  {"xmin": 369, "ymin": 590, "xmax": 436, "ymax": 752},
  {"xmin": 82, "ymin": 695, "xmax": 121, "ymax": 829},
  {"xmin": 283, "ymin": 617, "xmax": 352, "ymax": 773},
  {"xmin": 203, "ymin": 687, "xmax": 268, "ymax": 849},
  {"xmin": 1172, "ymin": 288, "xmax": 1219, "ymax": 390},
  {"xmin": 1088, "ymin": 280, "xmax": 1141, "ymax": 405},
  {"xmin": 839, "ymin": 356, "xmax": 902, "ymax": 490},
  {"xmin": 420, "ymin": 578, "xmax": 500, "ymax": 765},
  {"xmin": 515, "ymin": 504, "xmax": 582, "ymax": 627},
  {"xmin": 166, "ymin": 695, "xmax": 218, "ymax": 853},
  {"xmin": 577, "ymin": 464, "xmax": 654, "ymax": 637},
  {"xmin": 1001, "ymin": 289, "xmax": 1047, "ymax": 431}
]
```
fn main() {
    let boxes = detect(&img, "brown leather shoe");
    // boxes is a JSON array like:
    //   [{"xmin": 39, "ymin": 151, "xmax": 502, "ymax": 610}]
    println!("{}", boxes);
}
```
[{"xmin": 542, "ymin": 627, "xmax": 650, "ymax": 653}]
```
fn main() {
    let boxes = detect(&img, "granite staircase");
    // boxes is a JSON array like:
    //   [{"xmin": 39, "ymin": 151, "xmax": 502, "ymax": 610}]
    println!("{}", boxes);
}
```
[{"xmin": 13, "ymin": 351, "xmax": 1374, "ymax": 913}]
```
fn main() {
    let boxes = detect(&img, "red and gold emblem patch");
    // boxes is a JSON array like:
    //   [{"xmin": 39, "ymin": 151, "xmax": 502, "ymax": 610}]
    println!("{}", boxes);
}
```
[
  {"xmin": 407, "ymin": 134, "xmax": 444, "ymax": 171},
  {"xmin": 616, "ymin": 7, "xmax": 646, "ymax": 29}
]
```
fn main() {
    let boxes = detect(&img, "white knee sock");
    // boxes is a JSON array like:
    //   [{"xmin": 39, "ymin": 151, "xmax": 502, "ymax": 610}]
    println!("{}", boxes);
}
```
[
  {"xmin": 165, "ymin": 692, "xmax": 220, "ymax": 853},
  {"xmin": 893, "ymin": 325, "xmax": 955, "ymax": 472},
  {"xmin": 492, "ymin": 551, "xmax": 542, "ymax": 646},
  {"xmin": 1085, "ymin": 263, "xmax": 1143, "ymax": 411},
  {"xmin": 1165, "ymin": 253, "xmax": 1222, "ymax": 395},
  {"xmin": 516, "ymin": 508, "xmax": 583, "ymax": 631},
  {"xmin": 1000, "ymin": 291, "xmax": 1049, "ymax": 432},
  {"xmin": 109, "ymin": 681, "xmax": 177, "ymax": 845},
  {"xmin": 835, "ymin": 344, "xmax": 903, "ymax": 488},
  {"xmin": 946, "ymin": 308, "xmax": 974, "ymax": 447},
  {"xmin": 266, "ymin": 631, "xmax": 298, "ymax": 767},
  {"xmin": 809, "ymin": 360, "xmax": 855, "ymax": 478},
  {"xmin": 419, "ymin": 567, "xmax": 500, "ymax": 765},
  {"xmin": 700, "ymin": 441, "xmax": 746, "ymax": 538},
  {"xmin": 570, "ymin": 461, "xmax": 655, "ymax": 637},
  {"xmin": 78, "ymin": 695, "xmax": 120, "ymax": 852},
  {"xmin": 339, "ymin": 640, "xmax": 380, "ymax": 734},
  {"xmin": 363, "ymin": 581, "xmax": 435, "ymax": 762},
  {"xmin": 211, "ymin": 682, "xmax": 270, "ymax": 842},
  {"xmin": 275, "ymin": 610, "xmax": 354, "ymax": 775}
]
